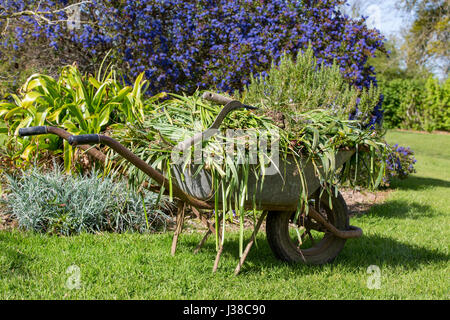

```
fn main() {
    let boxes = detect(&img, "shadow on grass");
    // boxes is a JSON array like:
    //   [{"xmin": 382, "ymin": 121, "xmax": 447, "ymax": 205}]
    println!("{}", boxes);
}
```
[
  {"xmin": 183, "ymin": 232, "xmax": 449, "ymax": 275},
  {"xmin": 336, "ymin": 233, "xmax": 449, "ymax": 269},
  {"xmin": 390, "ymin": 176, "xmax": 450, "ymax": 191},
  {"xmin": 0, "ymin": 246, "xmax": 34, "ymax": 276},
  {"xmin": 362, "ymin": 199, "xmax": 439, "ymax": 219},
  {"xmin": 0, "ymin": 232, "xmax": 38, "ymax": 277}
]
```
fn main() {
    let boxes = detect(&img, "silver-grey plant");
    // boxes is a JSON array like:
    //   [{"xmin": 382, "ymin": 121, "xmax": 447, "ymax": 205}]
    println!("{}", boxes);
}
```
[{"xmin": 4, "ymin": 168, "xmax": 172, "ymax": 235}]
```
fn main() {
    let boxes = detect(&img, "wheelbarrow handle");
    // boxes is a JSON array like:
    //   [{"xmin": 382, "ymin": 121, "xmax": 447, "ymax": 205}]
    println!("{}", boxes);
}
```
[
  {"xmin": 176, "ymin": 94, "xmax": 258, "ymax": 151},
  {"xmin": 18, "ymin": 126, "xmax": 48, "ymax": 137},
  {"xmin": 202, "ymin": 92, "xmax": 233, "ymax": 106},
  {"xmin": 68, "ymin": 134, "xmax": 100, "ymax": 146},
  {"xmin": 202, "ymin": 92, "xmax": 257, "ymax": 110},
  {"xmin": 19, "ymin": 127, "xmax": 101, "ymax": 146},
  {"xmin": 18, "ymin": 126, "xmax": 108, "ymax": 163}
]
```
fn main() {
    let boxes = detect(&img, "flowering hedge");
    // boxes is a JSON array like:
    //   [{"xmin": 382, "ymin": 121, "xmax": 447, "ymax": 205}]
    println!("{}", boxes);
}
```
[{"xmin": 1, "ymin": 0, "xmax": 386, "ymax": 122}]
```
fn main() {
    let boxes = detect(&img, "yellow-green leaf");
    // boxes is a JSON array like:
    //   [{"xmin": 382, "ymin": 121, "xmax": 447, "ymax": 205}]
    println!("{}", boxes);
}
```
[{"xmin": 21, "ymin": 91, "xmax": 43, "ymax": 108}]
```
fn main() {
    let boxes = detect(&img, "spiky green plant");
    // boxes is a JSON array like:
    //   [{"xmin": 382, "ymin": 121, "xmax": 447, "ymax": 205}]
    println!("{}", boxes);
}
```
[{"xmin": 0, "ymin": 57, "xmax": 164, "ymax": 173}]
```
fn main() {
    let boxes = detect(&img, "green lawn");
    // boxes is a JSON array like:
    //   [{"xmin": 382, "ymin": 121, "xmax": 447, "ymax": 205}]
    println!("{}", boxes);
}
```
[{"xmin": 1, "ymin": 130, "xmax": 449, "ymax": 299}]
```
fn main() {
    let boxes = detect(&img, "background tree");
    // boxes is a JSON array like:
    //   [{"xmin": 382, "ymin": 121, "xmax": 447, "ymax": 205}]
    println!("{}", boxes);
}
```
[
  {"xmin": 369, "ymin": 38, "xmax": 431, "ymax": 81},
  {"xmin": 399, "ymin": 0, "xmax": 449, "ymax": 77},
  {"xmin": 0, "ymin": 1, "xmax": 96, "ymax": 96}
]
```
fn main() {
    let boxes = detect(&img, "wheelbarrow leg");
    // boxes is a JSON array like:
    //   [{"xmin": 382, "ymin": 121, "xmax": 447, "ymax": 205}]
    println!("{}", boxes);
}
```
[
  {"xmin": 191, "ymin": 206, "xmax": 214, "ymax": 254},
  {"xmin": 191, "ymin": 206, "xmax": 224, "ymax": 272},
  {"xmin": 234, "ymin": 211, "xmax": 268, "ymax": 276},
  {"xmin": 211, "ymin": 213, "xmax": 226, "ymax": 273},
  {"xmin": 194, "ymin": 229, "xmax": 212, "ymax": 254},
  {"xmin": 212, "ymin": 242, "xmax": 224, "ymax": 273},
  {"xmin": 171, "ymin": 201, "xmax": 186, "ymax": 256},
  {"xmin": 191, "ymin": 206, "xmax": 223, "ymax": 255}
]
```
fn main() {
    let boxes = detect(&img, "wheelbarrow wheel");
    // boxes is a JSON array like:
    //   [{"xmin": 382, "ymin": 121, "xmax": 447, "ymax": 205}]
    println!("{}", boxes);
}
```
[{"xmin": 266, "ymin": 190, "xmax": 349, "ymax": 264}]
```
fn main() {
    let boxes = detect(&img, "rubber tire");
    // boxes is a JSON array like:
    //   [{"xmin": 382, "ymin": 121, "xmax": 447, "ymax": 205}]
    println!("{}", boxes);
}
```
[{"xmin": 266, "ymin": 191, "xmax": 349, "ymax": 264}]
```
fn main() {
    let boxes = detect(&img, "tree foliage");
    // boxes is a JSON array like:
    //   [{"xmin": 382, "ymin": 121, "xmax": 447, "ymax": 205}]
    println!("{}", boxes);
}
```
[
  {"xmin": 399, "ymin": 0, "xmax": 449, "ymax": 75},
  {"xmin": 368, "ymin": 38, "xmax": 431, "ymax": 82}
]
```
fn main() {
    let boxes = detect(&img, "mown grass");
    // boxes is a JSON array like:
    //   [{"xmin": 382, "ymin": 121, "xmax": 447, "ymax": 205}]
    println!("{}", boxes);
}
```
[{"xmin": 0, "ymin": 130, "xmax": 449, "ymax": 299}]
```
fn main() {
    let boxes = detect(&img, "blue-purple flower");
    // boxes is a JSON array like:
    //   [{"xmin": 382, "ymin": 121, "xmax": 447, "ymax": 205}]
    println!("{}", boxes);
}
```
[{"xmin": 1, "ymin": 0, "xmax": 386, "ymax": 124}]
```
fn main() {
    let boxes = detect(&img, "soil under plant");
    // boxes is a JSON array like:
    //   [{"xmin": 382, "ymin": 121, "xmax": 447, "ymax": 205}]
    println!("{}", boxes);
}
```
[{"xmin": 340, "ymin": 188, "xmax": 391, "ymax": 216}]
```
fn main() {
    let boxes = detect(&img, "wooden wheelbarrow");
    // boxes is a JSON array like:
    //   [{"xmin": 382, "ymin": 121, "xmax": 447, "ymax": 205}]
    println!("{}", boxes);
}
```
[{"xmin": 18, "ymin": 92, "xmax": 362, "ymax": 274}]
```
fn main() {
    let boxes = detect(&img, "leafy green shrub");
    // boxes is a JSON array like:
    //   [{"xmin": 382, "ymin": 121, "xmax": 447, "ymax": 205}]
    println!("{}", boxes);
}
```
[
  {"xmin": 380, "ymin": 78, "xmax": 426, "ymax": 129},
  {"xmin": 0, "ymin": 62, "xmax": 164, "ymax": 172},
  {"xmin": 380, "ymin": 76, "xmax": 449, "ymax": 131},
  {"xmin": 4, "ymin": 168, "xmax": 172, "ymax": 235},
  {"xmin": 423, "ymin": 77, "xmax": 450, "ymax": 132}
]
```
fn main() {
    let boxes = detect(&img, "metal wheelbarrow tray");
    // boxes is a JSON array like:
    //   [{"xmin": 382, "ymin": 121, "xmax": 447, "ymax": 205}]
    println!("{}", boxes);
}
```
[
  {"xmin": 172, "ymin": 151, "xmax": 354, "ymax": 211},
  {"xmin": 18, "ymin": 92, "xmax": 363, "ymax": 273}
]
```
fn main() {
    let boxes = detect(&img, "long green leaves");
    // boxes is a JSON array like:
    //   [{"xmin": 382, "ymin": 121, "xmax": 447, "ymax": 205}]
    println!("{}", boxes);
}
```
[
  {"xmin": 108, "ymin": 90, "xmax": 388, "ymax": 255},
  {"xmin": 0, "ymin": 63, "xmax": 151, "ymax": 172}
]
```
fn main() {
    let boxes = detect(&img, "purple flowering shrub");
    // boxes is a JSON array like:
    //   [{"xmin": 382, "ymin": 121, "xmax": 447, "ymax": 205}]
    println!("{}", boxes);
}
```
[
  {"xmin": 384, "ymin": 144, "xmax": 417, "ymax": 183},
  {"xmin": 1, "ymin": 1, "xmax": 386, "ymax": 120},
  {"xmin": 341, "ymin": 142, "xmax": 417, "ymax": 189}
]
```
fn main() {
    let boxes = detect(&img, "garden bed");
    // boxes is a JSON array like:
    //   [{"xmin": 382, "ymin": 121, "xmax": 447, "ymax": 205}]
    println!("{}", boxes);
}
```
[{"xmin": 341, "ymin": 188, "xmax": 391, "ymax": 216}]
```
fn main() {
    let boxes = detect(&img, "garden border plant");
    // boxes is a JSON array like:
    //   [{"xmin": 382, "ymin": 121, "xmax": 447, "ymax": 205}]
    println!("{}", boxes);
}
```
[{"xmin": 4, "ymin": 166, "xmax": 173, "ymax": 235}]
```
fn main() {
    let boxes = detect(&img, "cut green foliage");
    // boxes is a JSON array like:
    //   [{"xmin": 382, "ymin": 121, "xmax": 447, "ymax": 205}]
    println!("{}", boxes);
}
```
[
  {"xmin": 109, "ymin": 90, "xmax": 387, "ymax": 255},
  {"xmin": 3, "ymin": 168, "xmax": 172, "ymax": 235},
  {"xmin": 380, "ymin": 76, "xmax": 449, "ymax": 132},
  {"xmin": 106, "ymin": 51, "xmax": 389, "ymax": 257}
]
